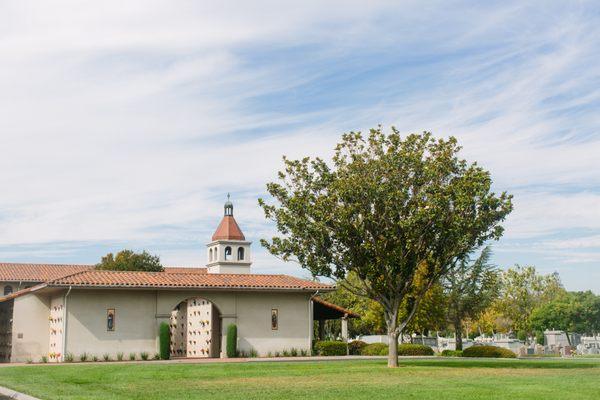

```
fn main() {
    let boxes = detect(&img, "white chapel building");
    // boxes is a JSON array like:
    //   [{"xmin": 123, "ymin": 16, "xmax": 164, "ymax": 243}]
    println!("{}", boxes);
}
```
[{"xmin": 0, "ymin": 200, "xmax": 356, "ymax": 363}]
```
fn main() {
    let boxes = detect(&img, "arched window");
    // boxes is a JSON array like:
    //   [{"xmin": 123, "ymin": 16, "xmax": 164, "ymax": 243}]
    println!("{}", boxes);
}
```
[
  {"xmin": 224, "ymin": 246, "xmax": 232, "ymax": 261},
  {"xmin": 3, "ymin": 286, "xmax": 13, "ymax": 296},
  {"xmin": 209, "ymin": 248, "xmax": 213, "ymax": 262},
  {"xmin": 237, "ymin": 247, "xmax": 245, "ymax": 260}
]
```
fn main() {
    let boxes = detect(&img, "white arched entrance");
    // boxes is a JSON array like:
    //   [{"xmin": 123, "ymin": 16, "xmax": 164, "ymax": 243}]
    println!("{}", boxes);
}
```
[{"xmin": 169, "ymin": 297, "xmax": 221, "ymax": 358}]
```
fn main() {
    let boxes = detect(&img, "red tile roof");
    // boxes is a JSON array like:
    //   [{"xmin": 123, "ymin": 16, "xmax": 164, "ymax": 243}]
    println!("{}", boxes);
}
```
[
  {"xmin": 44, "ymin": 270, "xmax": 332, "ymax": 291},
  {"xmin": 0, "ymin": 263, "xmax": 209, "ymax": 283},
  {"xmin": 0, "ymin": 263, "xmax": 92, "ymax": 282},
  {"xmin": 212, "ymin": 215, "xmax": 245, "ymax": 241}
]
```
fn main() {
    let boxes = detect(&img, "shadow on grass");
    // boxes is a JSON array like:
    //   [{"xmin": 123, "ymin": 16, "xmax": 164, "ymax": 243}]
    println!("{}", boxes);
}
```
[{"xmin": 399, "ymin": 358, "xmax": 600, "ymax": 369}]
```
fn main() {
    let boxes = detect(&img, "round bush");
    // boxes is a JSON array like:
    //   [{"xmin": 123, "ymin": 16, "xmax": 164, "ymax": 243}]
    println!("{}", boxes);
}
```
[
  {"xmin": 398, "ymin": 344, "xmax": 434, "ymax": 356},
  {"xmin": 462, "ymin": 345, "xmax": 516, "ymax": 358},
  {"xmin": 361, "ymin": 343, "xmax": 388, "ymax": 356},
  {"xmin": 441, "ymin": 349, "xmax": 463, "ymax": 357},
  {"xmin": 314, "ymin": 341, "xmax": 347, "ymax": 356},
  {"xmin": 348, "ymin": 340, "xmax": 368, "ymax": 355}
]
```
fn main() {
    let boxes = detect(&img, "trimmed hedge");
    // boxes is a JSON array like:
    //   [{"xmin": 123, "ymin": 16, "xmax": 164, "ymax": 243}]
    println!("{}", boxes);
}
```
[
  {"xmin": 361, "ymin": 343, "xmax": 388, "ymax": 356},
  {"xmin": 159, "ymin": 322, "xmax": 170, "ymax": 360},
  {"xmin": 462, "ymin": 345, "xmax": 517, "ymax": 358},
  {"xmin": 226, "ymin": 324, "xmax": 237, "ymax": 358},
  {"xmin": 314, "ymin": 341, "xmax": 347, "ymax": 356},
  {"xmin": 398, "ymin": 343, "xmax": 434, "ymax": 356},
  {"xmin": 348, "ymin": 340, "xmax": 368, "ymax": 355},
  {"xmin": 441, "ymin": 349, "xmax": 463, "ymax": 357}
]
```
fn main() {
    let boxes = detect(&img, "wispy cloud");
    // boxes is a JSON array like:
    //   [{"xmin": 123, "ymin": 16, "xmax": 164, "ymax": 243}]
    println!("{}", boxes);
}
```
[{"xmin": 0, "ymin": 0, "xmax": 599, "ymax": 291}]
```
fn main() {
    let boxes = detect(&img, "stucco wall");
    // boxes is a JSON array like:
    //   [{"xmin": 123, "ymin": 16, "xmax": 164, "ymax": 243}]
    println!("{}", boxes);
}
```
[
  {"xmin": 65, "ymin": 290, "xmax": 158, "ymax": 359},
  {"xmin": 11, "ymin": 293, "xmax": 50, "ymax": 362}
]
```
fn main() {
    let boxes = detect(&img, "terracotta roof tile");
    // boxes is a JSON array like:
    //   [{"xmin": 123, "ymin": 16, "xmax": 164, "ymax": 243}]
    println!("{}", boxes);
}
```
[
  {"xmin": 46, "ymin": 270, "xmax": 333, "ymax": 291},
  {"xmin": 212, "ymin": 215, "xmax": 245, "ymax": 241},
  {"xmin": 0, "ymin": 263, "xmax": 92, "ymax": 282}
]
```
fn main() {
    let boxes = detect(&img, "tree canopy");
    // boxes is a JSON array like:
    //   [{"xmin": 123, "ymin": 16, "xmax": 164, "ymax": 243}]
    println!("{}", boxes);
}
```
[
  {"xmin": 260, "ymin": 127, "xmax": 513, "ymax": 367},
  {"xmin": 443, "ymin": 246, "xmax": 500, "ymax": 350},
  {"xmin": 95, "ymin": 250, "xmax": 163, "ymax": 272}
]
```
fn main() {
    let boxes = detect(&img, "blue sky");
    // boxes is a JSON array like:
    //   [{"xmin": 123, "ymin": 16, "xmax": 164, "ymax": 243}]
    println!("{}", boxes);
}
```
[{"xmin": 1, "ymin": 1, "xmax": 599, "ymax": 291}]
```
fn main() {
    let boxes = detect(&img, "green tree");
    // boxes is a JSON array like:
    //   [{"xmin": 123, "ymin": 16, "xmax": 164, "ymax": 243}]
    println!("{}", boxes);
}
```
[
  {"xmin": 531, "ymin": 291, "xmax": 600, "ymax": 340},
  {"xmin": 259, "ymin": 128, "xmax": 512, "ymax": 367},
  {"xmin": 95, "ymin": 250, "xmax": 163, "ymax": 272},
  {"xmin": 495, "ymin": 265, "xmax": 564, "ymax": 334},
  {"xmin": 443, "ymin": 246, "xmax": 500, "ymax": 350}
]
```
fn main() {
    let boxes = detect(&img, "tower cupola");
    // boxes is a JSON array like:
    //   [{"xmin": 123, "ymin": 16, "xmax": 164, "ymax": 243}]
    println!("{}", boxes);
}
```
[{"xmin": 206, "ymin": 195, "xmax": 252, "ymax": 274}]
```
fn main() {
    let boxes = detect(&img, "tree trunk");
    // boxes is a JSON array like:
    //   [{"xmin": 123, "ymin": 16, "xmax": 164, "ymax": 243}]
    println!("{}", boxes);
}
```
[
  {"xmin": 388, "ymin": 330, "xmax": 399, "ymax": 368},
  {"xmin": 455, "ymin": 319, "xmax": 463, "ymax": 351}
]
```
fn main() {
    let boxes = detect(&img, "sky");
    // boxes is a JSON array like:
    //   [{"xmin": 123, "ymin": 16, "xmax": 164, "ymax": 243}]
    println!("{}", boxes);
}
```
[{"xmin": 0, "ymin": 1, "xmax": 599, "ymax": 291}]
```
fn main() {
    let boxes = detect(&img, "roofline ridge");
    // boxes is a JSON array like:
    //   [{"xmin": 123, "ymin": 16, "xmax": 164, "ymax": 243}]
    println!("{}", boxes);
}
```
[{"xmin": 0, "ymin": 262, "xmax": 93, "ymax": 267}]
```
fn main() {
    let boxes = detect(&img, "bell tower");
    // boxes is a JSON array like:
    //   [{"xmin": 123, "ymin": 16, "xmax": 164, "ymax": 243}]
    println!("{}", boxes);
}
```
[{"xmin": 206, "ymin": 195, "xmax": 252, "ymax": 274}]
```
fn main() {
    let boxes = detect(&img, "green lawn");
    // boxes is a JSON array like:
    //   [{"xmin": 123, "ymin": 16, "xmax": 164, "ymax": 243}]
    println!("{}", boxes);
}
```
[{"xmin": 0, "ymin": 358, "xmax": 598, "ymax": 400}]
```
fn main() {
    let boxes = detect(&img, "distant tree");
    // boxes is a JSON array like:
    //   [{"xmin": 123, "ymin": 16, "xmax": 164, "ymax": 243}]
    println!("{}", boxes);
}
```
[
  {"xmin": 531, "ymin": 291, "xmax": 600, "ymax": 341},
  {"xmin": 443, "ymin": 246, "xmax": 500, "ymax": 350},
  {"xmin": 494, "ymin": 265, "xmax": 564, "ymax": 334},
  {"xmin": 259, "ymin": 128, "xmax": 512, "ymax": 367},
  {"xmin": 95, "ymin": 250, "xmax": 163, "ymax": 272}
]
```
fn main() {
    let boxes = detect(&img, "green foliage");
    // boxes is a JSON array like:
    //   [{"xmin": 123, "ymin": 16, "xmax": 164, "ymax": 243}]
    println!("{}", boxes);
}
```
[
  {"xmin": 92, "ymin": 355, "xmax": 99, "ymax": 362},
  {"xmin": 493, "ymin": 266, "xmax": 564, "ymax": 333},
  {"xmin": 116, "ymin": 352, "xmax": 124, "ymax": 361},
  {"xmin": 517, "ymin": 330, "xmax": 527, "ymax": 341},
  {"xmin": 535, "ymin": 331, "xmax": 545, "ymax": 346},
  {"xmin": 129, "ymin": 353, "xmax": 136, "ymax": 361},
  {"xmin": 64, "ymin": 353, "xmax": 74, "ymax": 363},
  {"xmin": 348, "ymin": 340, "xmax": 368, "ymax": 355},
  {"xmin": 40, "ymin": 356, "xmax": 48, "ymax": 363},
  {"xmin": 290, "ymin": 348, "xmax": 298, "ymax": 357},
  {"xmin": 103, "ymin": 353, "xmax": 111, "ymax": 362},
  {"xmin": 444, "ymin": 246, "xmax": 500, "ymax": 350},
  {"xmin": 462, "ymin": 345, "xmax": 516, "ymax": 358},
  {"xmin": 441, "ymin": 350, "xmax": 463, "ymax": 357},
  {"xmin": 95, "ymin": 250, "xmax": 163, "ymax": 272},
  {"xmin": 531, "ymin": 291, "xmax": 600, "ymax": 336},
  {"xmin": 79, "ymin": 352, "xmax": 88, "ymax": 362},
  {"xmin": 300, "ymin": 349, "xmax": 308, "ymax": 356},
  {"xmin": 140, "ymin": 352, "xmax": 149, "ymax": 361},
  {"xmin": 153, "ymin": 353, "xmax": 160, "ymax": 360},
  {"xmin": 226, "ymin": 324, "xmax": 237, "ymax": 358},
  {"xmin": 398, "ymin": 344, "xmax": 434, "ymax": 356},
  {"xmin": 159, "ymin": 322, "xmax": 170, "ymax": 360},
  {"xmin": 260, "ymin": 128, "xmax": 512, "ymax": 366},
  {"xmin": 315, "ymin": 341, "xmax": 347, "ymax": 356},
  {"xmin": 361, "ymin": 343, "xmax": 388, "ymax": 356}
]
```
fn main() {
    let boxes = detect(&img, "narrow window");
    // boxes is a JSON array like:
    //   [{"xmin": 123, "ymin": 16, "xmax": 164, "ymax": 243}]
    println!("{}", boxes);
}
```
[
  {"xmin": 3, "ymin": 286, "xmax": 13, "ymax": 296},
  {"xmin": 237, "ymin": 247, "xmax": 245, "ymax": 261},
  {"xmin": 271, "ymin": 309, "xmax": 278, "ymax": 330},
  {"xmin": 107, "ymin": 309, "xmax": 115, "ymax": 331},
  {"xmin": 209, "ymin": 248, "xmax": 213, "ymax": 262},
  {"xmin": 224, "ymin": 246, "xmax": 232, "ymax": 260},
  {"xmin": 213, "ymin": 247, "xmax": 218, "ymax": 261}
]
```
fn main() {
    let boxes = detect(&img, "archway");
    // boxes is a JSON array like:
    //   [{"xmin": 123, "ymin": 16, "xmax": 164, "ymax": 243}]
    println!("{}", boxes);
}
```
[{"xmin": 169, "ymin": 297, "xmax": 221, "ymax": 358}]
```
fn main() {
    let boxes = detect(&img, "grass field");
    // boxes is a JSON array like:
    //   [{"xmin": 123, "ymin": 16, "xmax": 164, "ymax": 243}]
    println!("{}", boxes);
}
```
[{"xmin": 0, "ymin": 358, "xmax": 599, "ymax": 400}]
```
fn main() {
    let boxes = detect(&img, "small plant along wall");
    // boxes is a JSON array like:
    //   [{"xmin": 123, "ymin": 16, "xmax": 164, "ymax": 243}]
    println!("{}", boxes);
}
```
[
  {"xmin": 0, "ymin": 301, "xmax": 13, "ymax": 362},
  {"xmin": 170, "ymin": 297, "xmax": 220, "ymax": 358},
  {"xmin": 48, "ymin": 297, "xmax": 64, "ymax": 362}
]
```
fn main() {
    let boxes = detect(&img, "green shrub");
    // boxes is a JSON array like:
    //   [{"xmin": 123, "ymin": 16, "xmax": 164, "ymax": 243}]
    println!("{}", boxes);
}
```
[
  {"xmin": 462, "ymin": 345, "xmax": 517, "ymax": 358},
  {"xmin": 290, "ymin": 348, "xmax": 298, "ymax": 357},
  {"xmin": 441, "ymin": 349, "xmax": 463, "ymax": 357},
  {"xmin": 159, "ymin": 322, "xmax": 170, "ymax": 360},
  {"xmin": 315, "ymin": 341, "xmax": 347, "ymax": 356},
  {"xmin": 274, "ymin": 351, "xmax": 281, "ymax": 357},
  {"xmin": 41, "ymin": 356, "xmax": 48, "ymax": 363},
  {"xmin": 226, "ymin": 324, "xmax": 237, "ymax": 358},
  {"xmin": 517, "ymin": 331, "xmax": 527, "ymax": 342},
  {"xmin": 140, "ymin": 352, "xmax": 149, "ymax": 361},
  {"xmin": 103, "ymin": 353, "xmax": 111, "ymax": 362},
  {"xmin": 92, "ymin": 355, "xmax": 99, "ymax": 362},
  {"xmin": 64, "ymin": 353, "xmax": 74, "ymax": 363},
  {"xmin": 153, "ymin": 353, "xmax": 160, "ymax": 360},
  {"xmin": 535, "ymin": 331, "xmax": 545, "ymax": 346},
  {"xmin": 398, "ymin": 344, "xmax": 434, "ymax": 356},
  {"xmin": 300, "ymin": 349, "xmax": 308, "ymax": 357},
  {"xmin": 79, "ymin": 352, "xmax": 88, "ymax": 362},
  {"xmin": 361, "ymin": 343, "xmax": 388, "ymax": 356},
  {"xmin": 348, "ymin": 340, "xmax": 368, "ymax": 355},
  {"xmin": 116, "ymin": 352, "xmax": 124, "ymax": 361},
  {"xmin": 129, "ymin": 353, "xmax": 136, "ymax": 361}
]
